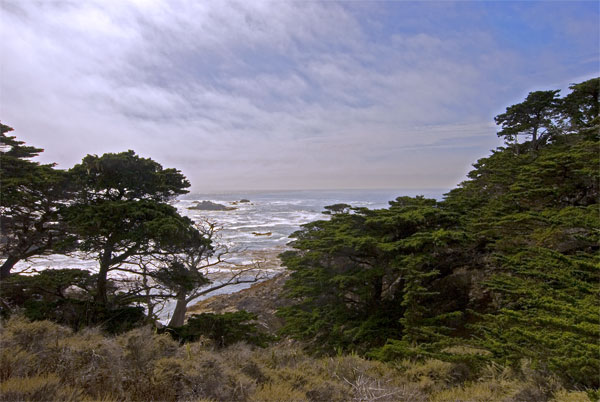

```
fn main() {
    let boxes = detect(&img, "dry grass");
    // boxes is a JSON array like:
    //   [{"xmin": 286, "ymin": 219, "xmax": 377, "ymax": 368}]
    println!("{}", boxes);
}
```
[
  {"xmin": 551, "ymin": 389, "xmax": 594, "ymax": 402},
  {"xmin": 0, "ymin": 374, "xmax": 83, "ymax": 401},
  {"xmin": 0, "ymin": 316, "xmax": 593, "ymax": 401}
]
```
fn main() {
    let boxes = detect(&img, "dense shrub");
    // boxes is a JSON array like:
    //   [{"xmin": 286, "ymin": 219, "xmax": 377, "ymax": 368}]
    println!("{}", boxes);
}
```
[
  {"xmin": 0, "ymin": 317, "xmax": 593, "ymax": 401},
  {"xmin": 277, "ymin": 82, "xmax": 599, "ymax": 389},
  {"xmin": 0, "ymin": 270, "xmax": 145, "ymax": 334},
  {"xmin": 166, "ymin": 310, "xmax": 276, "ymax": 348}
]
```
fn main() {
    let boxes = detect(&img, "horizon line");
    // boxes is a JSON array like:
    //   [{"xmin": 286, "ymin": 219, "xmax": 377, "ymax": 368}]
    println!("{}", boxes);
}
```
[{"xmin": 182, "ymin": 187, "xmax": 451, "ymax": 196}]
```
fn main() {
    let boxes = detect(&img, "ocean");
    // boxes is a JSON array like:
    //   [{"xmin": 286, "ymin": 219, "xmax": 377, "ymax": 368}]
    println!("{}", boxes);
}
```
[
  {"xmin": 177, "ymin": 188, "xmax": 445, "ymax": 265},
  {"xmin": 12, "ymin": 189, "xmax": 446, "ymax": 321}
]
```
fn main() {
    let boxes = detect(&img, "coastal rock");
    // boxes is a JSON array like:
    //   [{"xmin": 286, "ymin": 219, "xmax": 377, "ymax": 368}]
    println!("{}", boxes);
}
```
[
  {"xmin": 252, "ymin": 231, "xmax": 272, "ymax": 236},
  {"xmin": 186, "ymin": 272, "xmax": 291, "ymax": 334},
  {"xmin": 188, "ymin": 201, "xmax": 237, "ymax": 211},
  {"xmin": 239, "ymin": 199, "xmax": 251, "ymax": 203}
]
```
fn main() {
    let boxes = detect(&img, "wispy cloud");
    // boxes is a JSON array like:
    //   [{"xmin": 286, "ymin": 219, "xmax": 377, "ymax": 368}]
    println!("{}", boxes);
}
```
[{"xmin": 1, "ymin": 1, "xmax": 597, "ymax": 192}]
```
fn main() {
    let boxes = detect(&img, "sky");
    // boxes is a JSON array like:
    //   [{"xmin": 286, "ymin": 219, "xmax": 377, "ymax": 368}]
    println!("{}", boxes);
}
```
[{"xmin": 1, "ymin": 1, "xmax": 598, "ymax": 193}]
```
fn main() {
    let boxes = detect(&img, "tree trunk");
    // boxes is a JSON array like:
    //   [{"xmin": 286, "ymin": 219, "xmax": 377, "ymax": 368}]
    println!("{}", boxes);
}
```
[
  {"xmin": 95, "ymin": 262, "xmax": 110, "ymax": 305},
  {"xmin": 168, "ymin": 294, "xmax": 188, "ymax": 327},
  {"xmin": 531, "ymin": 125, "xmax": 539, "ymax": 150},
  {"xmin": 95, "ymin": 244, "xmax": 114, "ymax": 305},
  {"xmin": 0, "ymin": 255, "xmax": 19, "ymax": 280}
]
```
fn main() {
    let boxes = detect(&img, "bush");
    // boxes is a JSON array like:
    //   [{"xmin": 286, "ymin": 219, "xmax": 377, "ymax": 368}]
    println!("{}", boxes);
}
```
[
  {"xmin": 166, "ymin": 310, "xmax": 276, "ymax": 348},
  {"xmin": 117, "ymin": 326, "xmax": 179, "ymax": 373},
  {"xmin": 0, "ymin": 271, "xmax": 146, "ymax": 334},
  {"xmin": 53, "ymin": 331, "xmax": 125, "ymax": 398},
  {"xmin": 0, "ymin": 375, "xmax": 82, "ymax": 401},
  {"xmin": 0, "ymin": 347, "xmax": 39, "ymax": 381},
  {"xmin": 0, "ymin": 316, "xmax": 593, "ymax": 401},
  {"xmin": 151, "ymin": 355, "xmax": 255, "ymax": 401},
  {"xmin": 250, "ymin": 383, "xmax": 306, "ymax": 402},
  {"xmin": 0, "ymin": 316, "xmax": 71, "ymax": 354}
]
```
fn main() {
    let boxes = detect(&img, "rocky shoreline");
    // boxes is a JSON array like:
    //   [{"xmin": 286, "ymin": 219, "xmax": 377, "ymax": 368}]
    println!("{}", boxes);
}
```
[{"xmin": 186, "ymin": 271, "xmax": 291, "ymax": 334}]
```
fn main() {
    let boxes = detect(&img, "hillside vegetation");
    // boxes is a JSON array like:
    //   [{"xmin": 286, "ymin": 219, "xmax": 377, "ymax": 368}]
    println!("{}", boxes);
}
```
[
  {"xmin": 0, "ymin": 317, "xmax": 593, "ymax": 401},
  {"xmin": 278, "ymin": 78, "xmax": 599, "ymax": 390},
  {"xmin": 0, "ymin": 78, "xmax": 598, "ymax": 401}
]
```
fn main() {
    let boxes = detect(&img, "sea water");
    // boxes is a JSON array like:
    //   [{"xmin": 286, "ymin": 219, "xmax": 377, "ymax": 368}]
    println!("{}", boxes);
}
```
[{"xmin": 11, "ymin": 189, "xmax": 445, "ymax": 320}]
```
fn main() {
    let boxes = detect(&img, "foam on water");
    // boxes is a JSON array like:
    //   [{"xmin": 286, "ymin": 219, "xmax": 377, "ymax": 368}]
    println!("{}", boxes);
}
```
[
  {"xmin": 13, "ymin": 189, "xmax": 447, "ymax": 273},
  {"xmin": 11, "ymin": 189, "xmax": 446, "ymax": 320}
]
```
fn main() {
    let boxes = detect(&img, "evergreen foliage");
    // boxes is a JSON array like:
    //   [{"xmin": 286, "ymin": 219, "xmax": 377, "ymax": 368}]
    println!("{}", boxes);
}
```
[
  {"xmin": 475, "ymin": 249, "xmax": 598, "ymax": 388},
  {"xmin": 1, "ymin": 142, "xmax": 210, "ymax": 331},
  {"xmin": 65, "ymin": 150, "xmax": 197, "ymax": 305},
  {"xmin": 0, "ymin": 270, "xmax": 145, "ymax": 333},
  {"xmin": 69, "ymin": 150, "xmax": 190, "ymax": 203},
  {"xmin": 63, "ymin": 199, "xmax": 196, "ymax": 304},
  {"xmin": 166, "ymin": 311, "xmax": 275, "ymax": 348},
  {"xmin": 494, "ymin": 90, "xmax": 560, "ymax": 147},
  {"xmin": 561, "ymin": 77, "xmax": 600, "ymax": 132},
  {"xmin": 0, "ymin": 124, "xmax": 74, "ymax": 279},
  {"xmin": 278, "ymin": 78, "xmax": 600, "ymax": 388},
  {"xmin": 1, "ymin": 77, "xmax": 597, "ymax": 392},
  {"xmin": 278, "ymin": 196, "xmax": 469, "ymax": 354}
]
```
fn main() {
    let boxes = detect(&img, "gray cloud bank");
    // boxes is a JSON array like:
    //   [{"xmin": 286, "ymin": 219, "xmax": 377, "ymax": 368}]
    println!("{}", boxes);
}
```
[{"xmin": 1, "ymin": 1, "xmax": 597, "ymax": 192}]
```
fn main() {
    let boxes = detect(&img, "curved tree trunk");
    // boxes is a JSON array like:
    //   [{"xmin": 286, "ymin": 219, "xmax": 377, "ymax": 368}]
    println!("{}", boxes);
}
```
[
  {"xmin": 95, "ymin": 244, "xmax": 114, "ymax": 305},
  {"xmin": 168, "ymin": 294, "xmax": 188, "ymax": 327},
  {"xmin": 0, "ymin": 255, "xmax": 19, "ymax": 280}
]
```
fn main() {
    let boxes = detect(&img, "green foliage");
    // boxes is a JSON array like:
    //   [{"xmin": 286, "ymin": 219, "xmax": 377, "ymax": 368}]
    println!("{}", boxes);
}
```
[
  {"xmin": 65, "ymin": 150, "xmax": 199, "ymax": 304},
  {"xmin": 278, "ymin": 196, "xmax": 469, "ymax": 354},
  {"xmin": 1, "ymin": 78, "xmax": 597, "ymax": 394},
  {"xmin": 0, "ymin": 317, "xmax": 590, "ymax": 401},
  {"xmin": 278, "ymin": 78, "xmax": 600, "ymax": 390},
  {"xmin": 0, "ymin": 133, "xmax": 217, "ymax": 335},
  {"xmin": 167, "ymin": 311, "xmax": 276, "ymax": 348},
  {"xmin": 0, "ymin": 124, "xmax": 75, "ymax": 279},
  {"xmin": 322, "ymin": 203, "xmax": 352, "ymax": 214},
  {"xmin": 561, "ymin": 77, "xmax": 599, "ymax": 132},
  {"xmin": 153, "ymin": 260, "xmax": 211, "ymax": 294},
  {"xmin": 474, "ymin": 249, "xmax": 599, "ymax": 388},
  {"xmin": 494, "ymin": 89, "xmax": 560, "ymax": 146},
  {"xmin": 0, "ymin": 270, "xmax": 145, "ymax": 333},
  {"xmin": 445, "ymin": 88, "xmax": 599, "ymax": 388},
  {"xmin": 69, "ymin": 150, "xmax": 190, "ymax": 203},
  {"xmin": 0, "ymin": 123, "xmax": 43, "ymax": 158},
  {"xmin": 443, "ymin": 94, "xmax": 599, "ymax": 388},
  {"xmin": 64, "ymin": 199, "xmax": 194, "ymax": 255}
]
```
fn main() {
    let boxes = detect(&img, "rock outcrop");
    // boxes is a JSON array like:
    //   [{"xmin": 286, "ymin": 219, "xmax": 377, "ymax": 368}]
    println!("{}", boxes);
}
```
[
  {"xmin": 188, "ymin": 201, "xmax": 236, "ymax": 211},
  {"xmin": 186, "ymin": 272, "xmax": 291, "ymax": 334}
]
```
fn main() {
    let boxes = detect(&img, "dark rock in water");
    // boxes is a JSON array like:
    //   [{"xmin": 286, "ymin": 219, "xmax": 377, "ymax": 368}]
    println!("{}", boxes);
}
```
[
  {"xmin": 239, "ymin": 199, "xmax": 251, "ymax": 203},
  {"xmin": 252, "ymin": 231, "xmax": 272, "ymax": 236},
  {"xmin": 188, "ymin": 201, "xmax": 237, "ymax": 211}
]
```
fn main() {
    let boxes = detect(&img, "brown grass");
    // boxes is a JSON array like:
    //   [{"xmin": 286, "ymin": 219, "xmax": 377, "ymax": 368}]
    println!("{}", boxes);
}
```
[{"xmin": 0, "ymin": 316, "xmax": 593, "ymax": 401}]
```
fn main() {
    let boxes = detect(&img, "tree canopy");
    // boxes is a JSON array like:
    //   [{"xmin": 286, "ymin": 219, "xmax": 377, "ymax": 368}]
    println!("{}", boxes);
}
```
[
  {"xmin": 277, "ymin": 78, "xmax": 600, "ymax": 388},
  {"xmin": 0, "ymin": 124, "xmax": 74, "ymax": 279},
  {"xmin": 561, "ymin": 77, "xmax": 599, "ymax": 132},
  {"xmin": 69, "ymin": 150, "xmax": 190, "ymax": 203},
  {"xmin": 1, "ymin": 77, "xmax": 597, "ymax": 389},
  {"xmin": 65, "ymin": 151, "xmax": 196, "ymax": 304},
  {"xmin": 494, "ymin": 89, "xmax": 560, "ymax": 147}
]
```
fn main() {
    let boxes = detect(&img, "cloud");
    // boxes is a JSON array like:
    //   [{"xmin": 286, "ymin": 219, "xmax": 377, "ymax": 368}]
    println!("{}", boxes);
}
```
[{"xmin": 0, "ymin": 1, "xmax": 597, "ymax": 192}]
